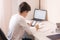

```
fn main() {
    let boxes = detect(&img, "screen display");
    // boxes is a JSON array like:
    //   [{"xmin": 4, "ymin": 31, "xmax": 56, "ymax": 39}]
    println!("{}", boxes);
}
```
[{"xmin": 34, "ymin": 10, "xmax": 46, "ymax": 20}]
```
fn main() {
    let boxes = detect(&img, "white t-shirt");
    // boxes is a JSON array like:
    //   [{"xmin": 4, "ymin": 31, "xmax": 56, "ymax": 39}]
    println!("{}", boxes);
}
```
[{"xmin": 8, "ymin": 14, "xmax": 32, "ymax": 40}]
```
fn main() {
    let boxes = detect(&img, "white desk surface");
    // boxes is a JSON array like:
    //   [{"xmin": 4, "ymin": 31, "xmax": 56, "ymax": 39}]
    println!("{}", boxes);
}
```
[{"xmin": 26, "ymin": 20, "xmax": 59, "ymax": 40}]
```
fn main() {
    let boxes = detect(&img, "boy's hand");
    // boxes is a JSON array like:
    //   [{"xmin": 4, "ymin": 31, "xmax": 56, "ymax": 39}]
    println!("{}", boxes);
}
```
[
  {"xmin": 27, "ymin": 22, "xmax": 32, "ymax": 26},
  {"xmin": 27, "ymin": 23, "xmax": 31, "ymax": 26},
  {"xmin": 35, "ymin": 24, "xmax": 40, "ymax": 31}
]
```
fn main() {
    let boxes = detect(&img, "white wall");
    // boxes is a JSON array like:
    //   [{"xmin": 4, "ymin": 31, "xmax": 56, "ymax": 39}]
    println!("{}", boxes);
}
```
[
  {"xmin": 0, "ymin": 0, "xmax": 4, "ymax": 28},
  {"xmin": 12, "ymin": 0, "xmax": 18, "ymax": 15},
  {"xmin": 40, "ymin": 0, "xmax": 60, "ymax": 23},
  {"xmin": 0, "ymin": 0, "xmax": 12, "ymax": 36},
  {"xmin": 12, "ymin": 0, "xmax": 39, "ymax": 19}
]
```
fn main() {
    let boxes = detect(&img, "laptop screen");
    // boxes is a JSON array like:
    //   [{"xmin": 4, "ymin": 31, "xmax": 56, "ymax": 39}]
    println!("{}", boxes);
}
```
[{"xmin": 34, "ymin": 9, "xmax": 46, "ymax": 21}]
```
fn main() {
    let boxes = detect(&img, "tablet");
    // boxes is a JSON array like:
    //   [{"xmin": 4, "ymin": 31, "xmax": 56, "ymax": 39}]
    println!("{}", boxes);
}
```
[{"xmin": 31, "ymin": 21, "xmax": 37, "ymax": 27}]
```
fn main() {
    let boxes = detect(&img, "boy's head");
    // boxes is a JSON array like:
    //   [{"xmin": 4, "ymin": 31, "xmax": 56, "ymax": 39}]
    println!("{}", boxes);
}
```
[{"xmin": 19, "ymin": 2, "xmax": 31, "ymax": 17}]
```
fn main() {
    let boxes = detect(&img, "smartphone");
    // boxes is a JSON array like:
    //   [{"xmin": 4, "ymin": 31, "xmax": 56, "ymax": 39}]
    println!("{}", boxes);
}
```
[{"xmin": 31, "ymin": 21, "xmax": 37, "ymax": 27}]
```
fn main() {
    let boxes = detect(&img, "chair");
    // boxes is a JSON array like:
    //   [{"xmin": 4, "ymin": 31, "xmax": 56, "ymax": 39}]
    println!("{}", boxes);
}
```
[
  {"xmin": 22, "ymin": 32, "xmax": 35, "ymax": 40},
  {"xmin": 0, "ymin": 28, "xmax": 7, "ymax": 40}
]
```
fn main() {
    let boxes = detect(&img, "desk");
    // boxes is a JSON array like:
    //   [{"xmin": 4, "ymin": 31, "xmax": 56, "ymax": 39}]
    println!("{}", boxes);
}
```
[{"xmin": 26, "ymin": 20, "xmax": 58, "ymax": 40}]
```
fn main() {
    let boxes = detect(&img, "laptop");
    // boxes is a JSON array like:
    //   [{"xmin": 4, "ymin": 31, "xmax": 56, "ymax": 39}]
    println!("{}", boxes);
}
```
[
  {"xmin": 32, "ymin": 9, "xmax": 47, "ymax": 21},
  {"xmin": 47, "ymin": 34, "xmax": 60, "ymax": 40},
  {"xmin": 31, "ymin": 9, "xmax": 47, "ymax": 27}
]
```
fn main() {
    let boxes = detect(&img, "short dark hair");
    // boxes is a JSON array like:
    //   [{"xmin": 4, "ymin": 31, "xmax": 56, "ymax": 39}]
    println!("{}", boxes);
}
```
[{"xmin": 19, "ymin": 2, "xmax": 31, "ymax": 13}]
